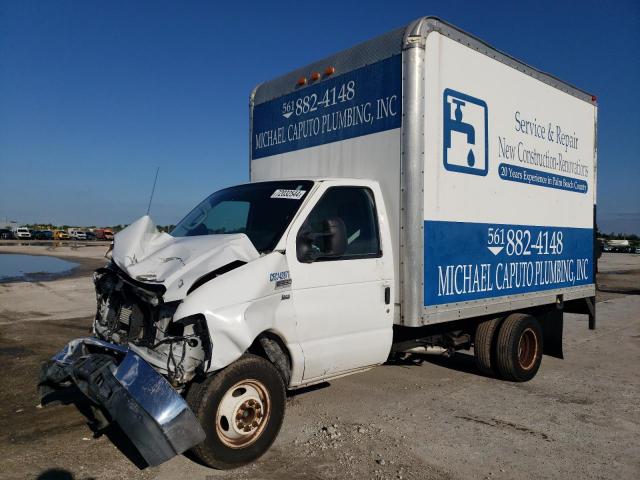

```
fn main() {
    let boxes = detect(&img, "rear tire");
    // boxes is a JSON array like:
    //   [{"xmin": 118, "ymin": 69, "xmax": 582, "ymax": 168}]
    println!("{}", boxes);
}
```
[
  {"xmin": 495, "ymin": 313, "xmax": 543, "ymax": 382},
  {"xmin": 474, "ymin": 317, "xmax": 502, "ymax": 376},
  {"xmin": 186, "ymin": 354, "xmax": 286, "ymax": 469}
]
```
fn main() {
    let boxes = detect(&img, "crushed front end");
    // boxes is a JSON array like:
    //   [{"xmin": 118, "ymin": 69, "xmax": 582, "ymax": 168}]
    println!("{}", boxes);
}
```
[
  {"xmin": 39, "ymin": 263, "xmax": 210, "ymax": 467},
  {"xmin": 91, "ymin": 264, "xmax": 211, "ymax": 387}
]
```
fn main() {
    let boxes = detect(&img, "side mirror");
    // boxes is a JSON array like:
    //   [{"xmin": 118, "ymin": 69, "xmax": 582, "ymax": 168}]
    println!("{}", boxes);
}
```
[{"xmin": 296, "ymin": 217, "xmax": 347, "ymax": 263}]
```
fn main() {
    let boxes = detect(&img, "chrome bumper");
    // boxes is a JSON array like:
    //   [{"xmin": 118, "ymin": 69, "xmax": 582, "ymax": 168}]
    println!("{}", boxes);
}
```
[{"xmin": 39, "ymin": 337, "xmax": 205, "ymax": 467}]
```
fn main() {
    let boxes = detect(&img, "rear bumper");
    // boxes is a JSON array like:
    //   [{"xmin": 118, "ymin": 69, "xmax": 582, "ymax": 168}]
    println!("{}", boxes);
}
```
[{"xmin": 39, "ymin": 337, "xmax": 205, "ymax": 467}]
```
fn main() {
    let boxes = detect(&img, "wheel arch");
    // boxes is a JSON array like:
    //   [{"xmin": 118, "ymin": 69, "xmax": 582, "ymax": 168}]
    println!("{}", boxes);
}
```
[{"xmin": 248, "ymin": 330, "xmax": 293, "ymax": 386}]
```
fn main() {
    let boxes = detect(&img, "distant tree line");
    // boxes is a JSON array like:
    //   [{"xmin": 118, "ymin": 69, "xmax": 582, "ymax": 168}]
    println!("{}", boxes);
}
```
[
  {"xmin": 596, "ymin": 225, "xmax": 639, "ymax": 242},
  {"xmin": 595, "ymin": 225, "xmax": 639, "ymax": 247}
]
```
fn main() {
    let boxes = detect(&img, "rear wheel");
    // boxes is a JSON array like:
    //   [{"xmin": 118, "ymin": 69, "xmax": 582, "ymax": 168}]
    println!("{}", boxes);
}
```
[
  {"xmin": 186, "ymin": 354, "xmax": 286, "ymax": 469},
  {"xmin": 474, "ymin": 317, "xmax": 502, "ymax": 376},
  {"xmin": 495, "ymin": 313, "xmax": 543, "ymax": 382}
]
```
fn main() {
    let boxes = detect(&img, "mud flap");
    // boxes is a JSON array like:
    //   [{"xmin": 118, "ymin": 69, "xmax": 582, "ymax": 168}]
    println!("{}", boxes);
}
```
[
  {"xmin": 539, "ymin": 309, "xmax": 563, "ymax": 359},
  {"xmin": 39, "ymin": 338, "xmax": 205, "ymax": 467}
]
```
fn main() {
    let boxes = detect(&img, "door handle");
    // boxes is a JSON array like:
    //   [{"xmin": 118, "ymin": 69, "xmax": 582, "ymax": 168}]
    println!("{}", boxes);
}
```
[{"xmin": 384, "ymin": 287, "xmax": 390, "ymax": 305}]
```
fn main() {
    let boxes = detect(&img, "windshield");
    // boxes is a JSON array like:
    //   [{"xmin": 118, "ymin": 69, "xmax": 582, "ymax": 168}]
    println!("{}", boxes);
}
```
[{"xmin": 171, "ymin": 181, "xmax": 313, "ymax": 253}]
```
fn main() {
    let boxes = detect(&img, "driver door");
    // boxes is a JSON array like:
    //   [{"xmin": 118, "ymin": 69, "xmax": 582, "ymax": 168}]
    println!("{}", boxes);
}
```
[{"xmin": 286, "ymin": 183, "xmax": 393, "ymax": 381}]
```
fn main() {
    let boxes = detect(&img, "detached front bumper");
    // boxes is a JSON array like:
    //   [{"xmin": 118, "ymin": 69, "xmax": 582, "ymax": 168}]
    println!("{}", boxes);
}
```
[{"xmin": 39, "ymin": 337, "xmax": 205, "ymax": 467}]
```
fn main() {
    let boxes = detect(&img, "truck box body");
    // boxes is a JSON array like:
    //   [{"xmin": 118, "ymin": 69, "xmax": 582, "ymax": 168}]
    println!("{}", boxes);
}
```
[{"xmin": 250, "ymin": 17, "xmax": 597, "ymax": 327}]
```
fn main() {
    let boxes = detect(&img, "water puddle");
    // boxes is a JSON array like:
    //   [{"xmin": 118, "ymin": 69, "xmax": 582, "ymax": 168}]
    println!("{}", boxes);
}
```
[{"xmin": 0, "ymin": 254, "xmax": 79, "ymax": 282}]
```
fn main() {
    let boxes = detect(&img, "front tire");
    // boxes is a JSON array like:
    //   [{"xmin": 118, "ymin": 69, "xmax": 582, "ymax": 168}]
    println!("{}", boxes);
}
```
[
  {"xmin": 495, "ymin": 313, "xmax": 543, "ymax": 382},
  {"xmin": 186, "ymin": 354, "xmax": 286, "ymax": 469}
]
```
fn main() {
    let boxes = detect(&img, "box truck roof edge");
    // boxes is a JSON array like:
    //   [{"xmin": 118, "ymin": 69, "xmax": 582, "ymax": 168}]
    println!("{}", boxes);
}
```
[{"xmin": 250, "ymin": 17, "xmax": 596, "ymax": 107}]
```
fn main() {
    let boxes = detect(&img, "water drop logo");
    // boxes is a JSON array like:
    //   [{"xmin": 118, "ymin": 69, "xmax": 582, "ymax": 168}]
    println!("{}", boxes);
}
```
[{"xmin": 443, "ymin": 89, "xmax": 488, "ymax": 176}]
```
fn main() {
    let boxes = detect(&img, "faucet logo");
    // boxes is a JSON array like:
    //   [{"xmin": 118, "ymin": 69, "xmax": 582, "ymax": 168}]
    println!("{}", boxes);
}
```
[{"xmin": 443, "ymin": 89, "xmax": 488, "ymax": 176}]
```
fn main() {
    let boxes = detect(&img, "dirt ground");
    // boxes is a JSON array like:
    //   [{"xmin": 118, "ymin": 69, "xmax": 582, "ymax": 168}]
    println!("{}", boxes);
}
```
[{"xmin": 0, "ymin": 250, "xmax": 638, "ymax": 480}]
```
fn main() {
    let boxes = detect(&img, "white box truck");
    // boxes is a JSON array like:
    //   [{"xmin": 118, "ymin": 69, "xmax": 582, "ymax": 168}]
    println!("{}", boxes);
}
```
[{"xmin": 40, "ymin": 17, "xmax": 597, "ymax": 470}]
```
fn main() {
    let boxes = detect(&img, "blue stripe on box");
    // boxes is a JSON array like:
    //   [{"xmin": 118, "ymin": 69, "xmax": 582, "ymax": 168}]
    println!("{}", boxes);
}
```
[
  {"xmin": 424, "ymin": 220, "xmax": 593, "ymax": 306},
  {"xmin": 252, "ymin": 55, "xmax": 402, "ymax": 160}
]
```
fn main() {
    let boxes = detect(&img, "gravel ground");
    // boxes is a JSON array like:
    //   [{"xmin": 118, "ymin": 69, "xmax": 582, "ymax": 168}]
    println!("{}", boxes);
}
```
[{"xmin": 0, "ymin": 250, "xmax": 638, "ymax": 480}]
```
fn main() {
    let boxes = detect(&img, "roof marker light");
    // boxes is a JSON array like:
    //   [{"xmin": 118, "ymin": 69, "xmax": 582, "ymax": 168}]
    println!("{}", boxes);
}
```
[
  {"xmin": 324, "ymin": 66, "xmax": 336, "ymax": 76},
  {"xmin": 310, "ymin": 71, "xmax": 321, "ymax": 81},
  {"xmin": 591, "ymin": 95, "xmax": 597, "ymax": 102},
  {"xmin": 297, "ymin": 77, "xmax": 307, "ymax": 86}
]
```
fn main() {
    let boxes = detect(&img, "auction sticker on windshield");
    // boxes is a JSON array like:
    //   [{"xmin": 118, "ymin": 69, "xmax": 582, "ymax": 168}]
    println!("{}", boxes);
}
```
[{"xmin": 271, "ymin": 189, "xmax": 306, "ymax": 199}]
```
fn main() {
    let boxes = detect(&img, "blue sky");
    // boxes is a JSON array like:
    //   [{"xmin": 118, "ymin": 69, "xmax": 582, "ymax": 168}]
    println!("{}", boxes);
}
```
[{"xmin": 0, "ymin": 0, "xmax": 638, "ymax": 233}]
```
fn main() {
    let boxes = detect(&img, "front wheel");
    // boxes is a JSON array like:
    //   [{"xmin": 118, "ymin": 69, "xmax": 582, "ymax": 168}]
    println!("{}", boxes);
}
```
[{"xmin": 186, "ymin": 354, "xmax": 286, "ymax": 469}]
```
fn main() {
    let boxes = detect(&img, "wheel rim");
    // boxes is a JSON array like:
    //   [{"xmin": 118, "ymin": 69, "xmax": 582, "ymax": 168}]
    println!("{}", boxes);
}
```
[
  {"xmin": 215, "ymin": 379, "xmax": 271, "ymax": 448},
  {"xmin": 517, "ymin": 327, "xmax": 539, "ymax": 370}
]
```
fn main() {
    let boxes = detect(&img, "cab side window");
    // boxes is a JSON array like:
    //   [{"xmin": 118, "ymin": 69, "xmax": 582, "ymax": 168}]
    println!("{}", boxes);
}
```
[{"xmin": 299, "ymin": 187, "xmax": 381, "ymax": 261}]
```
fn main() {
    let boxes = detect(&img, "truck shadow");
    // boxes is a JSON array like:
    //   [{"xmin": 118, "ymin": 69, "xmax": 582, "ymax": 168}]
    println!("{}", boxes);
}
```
[
  {"xmin": 286, "ymin": 381, "xmax": 330, "ymax": 397},
  {"xmin": 37, "ymin": 468, "xmax": 90, "ymax": 480},
  {"xmin": 422, "ymin": 351, "xmax": 483, "ymax": 376},
  {"xmin": 40, "ymin": 387, "xmax": 149, "ymax": 469},
  {"xmin": 389, "ymin": 351, "xmax": 488, "ymax": 377},
  {"xmin": 98, "ymin": 424, "xmax": 149, "ymax": 469}
]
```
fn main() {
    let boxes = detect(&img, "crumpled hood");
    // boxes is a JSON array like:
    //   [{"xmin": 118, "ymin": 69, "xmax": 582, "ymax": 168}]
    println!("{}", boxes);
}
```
[{"xmin": 112, "ymin": 216, "xmax": 260, "ymax": 301}]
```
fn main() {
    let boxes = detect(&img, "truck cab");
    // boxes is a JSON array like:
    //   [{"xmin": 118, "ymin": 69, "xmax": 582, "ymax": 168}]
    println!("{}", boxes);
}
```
[{"xmin": 90, "ymin": 178, "xmax": 394, "ymax": 384}]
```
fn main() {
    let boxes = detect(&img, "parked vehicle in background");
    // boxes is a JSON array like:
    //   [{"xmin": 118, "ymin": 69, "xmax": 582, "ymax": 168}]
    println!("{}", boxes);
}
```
[
  {"xmin": 85, "ymin": 231, "xmax": 97, "ymax": 241},
  {"xmin": 68, "ymin": 229, "xmax": 87, "ymax": 240},
  {"xmin": 32, "ymin": 230, "xmax": 54, "ymax": 240},
  {"xmin": 606, "ymin": 239, "xmax": 630, "ymax": 252},
  {"xmin": 94, "ymin": 228, "xmax": 114, "ymax": 241},
  {"xmin": 12, "ymin": 227, "xmax": 31, "ymax": 239},
  {"xmin": 0, "ymin": 228, "xmax": 15, "ymax": 239},
  {"xmin": 53, "ymin": 230, "xmax": 69, "ymax": 240}
]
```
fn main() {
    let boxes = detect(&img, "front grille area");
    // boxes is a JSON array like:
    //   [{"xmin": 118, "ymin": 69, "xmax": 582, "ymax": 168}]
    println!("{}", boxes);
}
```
[{"xmin": 93, "ymin": 266, "xmax": 166, "ymax": 346}]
